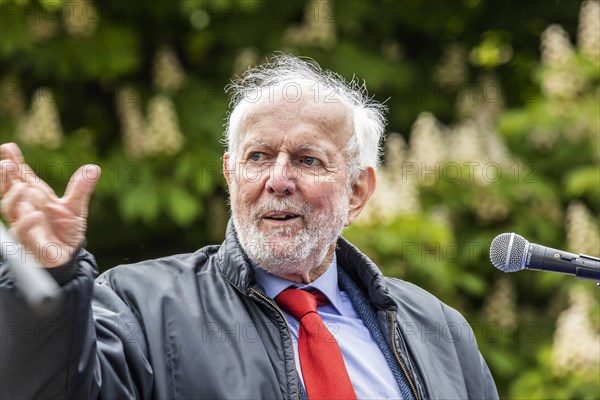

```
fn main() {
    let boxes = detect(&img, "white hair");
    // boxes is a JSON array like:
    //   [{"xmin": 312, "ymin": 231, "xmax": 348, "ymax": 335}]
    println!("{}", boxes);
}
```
[{"xmin": 224, "ymin": 54, "xmax": 387, "ymax": 182}]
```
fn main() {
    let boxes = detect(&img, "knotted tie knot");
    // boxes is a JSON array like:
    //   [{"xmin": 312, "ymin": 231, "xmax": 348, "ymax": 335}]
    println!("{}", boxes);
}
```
[{"xmin": 275, "ymin": 288, "xmax": 327, "ymax": 321}]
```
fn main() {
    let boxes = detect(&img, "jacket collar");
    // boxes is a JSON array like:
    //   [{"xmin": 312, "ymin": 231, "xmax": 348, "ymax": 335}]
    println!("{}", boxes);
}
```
[
  {"xmin": 335, "ymin": 236, "xmax": 397, "ymax": 311},
  {"xmin": 217, "ymin": 219, "xmax": 396, "ymax": 310},
  {"xmin": 217, "ymin": 219, "xmax": 256, "ymax": 293}
]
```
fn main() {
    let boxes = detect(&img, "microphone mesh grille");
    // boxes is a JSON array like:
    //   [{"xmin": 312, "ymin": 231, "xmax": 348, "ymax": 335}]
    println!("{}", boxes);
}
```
[{"xmin": 490, "ymin": 233, "xmax": 528, "ymax": 272}]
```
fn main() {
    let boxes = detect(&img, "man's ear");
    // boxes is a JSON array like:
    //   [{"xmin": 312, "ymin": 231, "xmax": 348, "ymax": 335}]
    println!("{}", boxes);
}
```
[
  {"xmin": 346, "ymin": 166, "xmax": 376, "ymax": 226},
  {"xmin": 223, "ymin": 152, "xmax": 232, "ymax": 189}
]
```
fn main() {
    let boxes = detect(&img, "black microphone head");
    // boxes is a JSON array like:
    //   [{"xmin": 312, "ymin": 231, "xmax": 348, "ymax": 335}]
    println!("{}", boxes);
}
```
[{"xmin": 490, "ymin": 233, "xmax": 529, "ymax": 272}]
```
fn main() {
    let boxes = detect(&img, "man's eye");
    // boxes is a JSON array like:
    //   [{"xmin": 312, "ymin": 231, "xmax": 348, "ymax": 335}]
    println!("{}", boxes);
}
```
[
  {"xmin": 301, "ymin": 157, "xmax": 320, "ymax": 166},
  {"xmin": 250, "ymin": 152, "xmax": 262, "ymax": 161}
]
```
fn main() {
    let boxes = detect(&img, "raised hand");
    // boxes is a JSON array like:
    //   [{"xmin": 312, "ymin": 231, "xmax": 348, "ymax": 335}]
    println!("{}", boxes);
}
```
[{"xmin": 0, "ymin": 143, "xmax": 101, "ymax": 268}]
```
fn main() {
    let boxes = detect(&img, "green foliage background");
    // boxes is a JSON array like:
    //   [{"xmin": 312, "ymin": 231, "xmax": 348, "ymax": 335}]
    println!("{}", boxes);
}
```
[{"xmin": 1, "ymin": 0, "xmax": 599, "ymax": 398}]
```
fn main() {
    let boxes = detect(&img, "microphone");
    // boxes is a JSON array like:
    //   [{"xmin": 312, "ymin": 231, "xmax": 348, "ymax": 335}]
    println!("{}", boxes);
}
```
[
  {"xmin": 0, "ymin": 221, "xmax": 64, "ymax": 316},
  {"xmin": 489, "ymin": 232, "xmax": 600, "ymax": 281}
]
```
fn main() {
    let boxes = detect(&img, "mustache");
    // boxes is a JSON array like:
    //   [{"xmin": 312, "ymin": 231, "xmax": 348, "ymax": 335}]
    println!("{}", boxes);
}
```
[{"xmin": 252, "ymin": 197, "xmax": 312, "ymax": 221}]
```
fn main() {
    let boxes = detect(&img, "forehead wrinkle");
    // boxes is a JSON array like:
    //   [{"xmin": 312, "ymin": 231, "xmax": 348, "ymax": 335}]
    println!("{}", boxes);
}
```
[
  {"xmin": 242, "ymin": 138, "xmax": 269, "ymax": 151},
  {"xmin": 296, "ymin": 143, "xmax": 325, "ymax": 152},
  {"xmin": 294, "ymin": 143, "xmax": 330, "ymax": 158}
]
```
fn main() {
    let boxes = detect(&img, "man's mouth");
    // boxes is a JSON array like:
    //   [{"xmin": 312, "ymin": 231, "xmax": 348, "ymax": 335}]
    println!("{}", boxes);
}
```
[{"xmin": 262, "ymin": 211, "xmax": 302, "ymax": 222}]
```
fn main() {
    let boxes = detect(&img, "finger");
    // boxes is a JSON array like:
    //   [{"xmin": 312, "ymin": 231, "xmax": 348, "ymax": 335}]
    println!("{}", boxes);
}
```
[
  {"xmin": 0, "ymin": 160, "xmax": 21, "ymax": 197},
  {"xmin": 0, "ymin": 144, "xmax": 57, "ymax": 200},
  {"xmin": 11, "ymin": 198, "xmax": 80, "ymax": 267},
  {"xmin": 0, "ymin": 144, "xmax": 40, "ymax": 199},
  {"xmin": 1, "ymin": 181, "xmax": 27, "ymax": 222},
  {"xmin": 62, "ymin": 164, "xmax": 101, "ymax": 217},
  {"xmin": 1, "ymin": 183, "xmax": 50, "ymax": 223},
  {"xmin": 45, "ymin": 203, "xmax": 86, "ymax": 248},
  {"xmin": 0, "ymin": 142, "xmax": 25, "ymax": 164},
  {"xmin": 10, "ymin": 207, "xmax": 46, "ymax": 248},
  {"xmin": 0, "ymin": 160, "xmax": 57, "ymax": 204},
  {"xmin": 9, "ymin": 209, "xmax": 62, "ymax": 266},
  {"xmin": 0, "ymin": 144, "xmax": 36, "ymax": 195}
]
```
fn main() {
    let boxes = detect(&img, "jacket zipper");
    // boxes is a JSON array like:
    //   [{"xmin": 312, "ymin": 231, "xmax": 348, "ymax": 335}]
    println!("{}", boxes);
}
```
[
  {"xmin": 250, "ymin": 288, "xmax": 300, "ymax": 400},
  {"xmin": 388, "ymin": 311, "xmax": 420, "ymax": 400}
]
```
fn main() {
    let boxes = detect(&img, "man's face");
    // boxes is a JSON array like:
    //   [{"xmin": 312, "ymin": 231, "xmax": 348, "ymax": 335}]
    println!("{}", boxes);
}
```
[{"xmin": 224, "ymin": 93, "xmax": 356, "ymax": 281}]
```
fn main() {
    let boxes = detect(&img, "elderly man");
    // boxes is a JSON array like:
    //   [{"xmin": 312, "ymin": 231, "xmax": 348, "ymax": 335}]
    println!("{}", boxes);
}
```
[{"xmin": 0, "ymin": 55, "xmax": 498, "ymax": 399}]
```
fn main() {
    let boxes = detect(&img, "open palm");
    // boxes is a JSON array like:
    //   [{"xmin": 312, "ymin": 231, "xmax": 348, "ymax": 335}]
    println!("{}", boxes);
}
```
[{"xmin": 0, "ymin": 143, "xmax": 101, "ymax": 268}]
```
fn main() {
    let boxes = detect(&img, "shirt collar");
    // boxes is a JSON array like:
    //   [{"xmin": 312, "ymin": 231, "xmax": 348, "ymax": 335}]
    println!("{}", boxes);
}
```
[{"xmin": 253, "ymin": 254, "xmax": 343, "ymax": 314}]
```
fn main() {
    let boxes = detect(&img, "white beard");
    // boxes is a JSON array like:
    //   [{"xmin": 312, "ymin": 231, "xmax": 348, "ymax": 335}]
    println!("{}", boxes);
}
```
[{"xmin": 231, "ymin": 192, "xmax": 350, "ymax": 277}]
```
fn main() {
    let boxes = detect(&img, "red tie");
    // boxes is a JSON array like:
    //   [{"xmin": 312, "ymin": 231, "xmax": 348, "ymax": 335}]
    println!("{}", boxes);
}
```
[{"xmin": 275, "ymin": 288, "xmax": 357, "ymax": 400}]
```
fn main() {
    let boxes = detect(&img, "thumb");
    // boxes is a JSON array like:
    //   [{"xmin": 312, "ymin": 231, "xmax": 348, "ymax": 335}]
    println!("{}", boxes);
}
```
[{"xmin": 63, "ymin": 164, "xmax": 102, "ymax": 216}]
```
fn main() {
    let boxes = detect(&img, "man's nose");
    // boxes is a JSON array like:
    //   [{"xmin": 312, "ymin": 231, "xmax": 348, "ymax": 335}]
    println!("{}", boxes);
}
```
[{"xmin": 266, "ymin": 156, "xmax": 297, "ymax": 196}]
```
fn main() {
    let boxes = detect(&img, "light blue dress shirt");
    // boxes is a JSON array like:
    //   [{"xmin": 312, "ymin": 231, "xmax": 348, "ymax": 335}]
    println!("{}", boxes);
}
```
[{"xmin": 253, "ymin": 255, "xmax": 403, "ymax": 399}]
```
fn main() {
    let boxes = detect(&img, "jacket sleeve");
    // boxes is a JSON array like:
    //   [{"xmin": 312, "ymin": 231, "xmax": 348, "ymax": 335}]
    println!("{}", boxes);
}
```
[
  {"xmin": 479, "ymin": 352, "xmax": 499, "ymax": 400},
  {"xmin": 441, "ymin": 304, "xmax": 499, "ymax": 400},
  {"xmin": 0, "ymin": 249, "xmax": 153, "ymax": 399}
]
